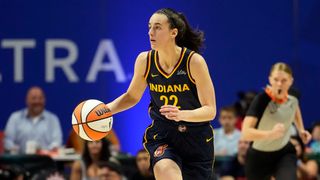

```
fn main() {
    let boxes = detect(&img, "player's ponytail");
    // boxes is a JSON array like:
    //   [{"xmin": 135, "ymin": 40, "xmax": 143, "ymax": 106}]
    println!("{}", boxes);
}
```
[{"xmin": 156, "ymin": 8, "xmax": 204, "ymax": 53}]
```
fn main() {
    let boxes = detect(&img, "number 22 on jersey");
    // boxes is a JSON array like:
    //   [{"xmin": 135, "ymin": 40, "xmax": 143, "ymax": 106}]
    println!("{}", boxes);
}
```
[{"xmin": 160, "ymin": 95, "xmax": 181, "ymax": 109}]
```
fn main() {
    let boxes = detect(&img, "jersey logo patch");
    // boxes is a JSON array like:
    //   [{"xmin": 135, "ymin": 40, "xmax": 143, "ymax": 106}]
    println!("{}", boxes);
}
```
[
  {"xmin": 177, "ymin": 70, "xmax": 186, "ymax": 75},
  {"xmin": 154, "ymin": 144, "xmax": 168, "ymax": 157},
  {"xmin": 151, "ymin": 74, "xmax": 159, "ymax": 78},
  {"xmin": 206, "ymin": 137, "xmax": 213, "ymax": 143},
  {"xmin": 153, "ymin": 133, "xmax": 158, "ymax": 140}
]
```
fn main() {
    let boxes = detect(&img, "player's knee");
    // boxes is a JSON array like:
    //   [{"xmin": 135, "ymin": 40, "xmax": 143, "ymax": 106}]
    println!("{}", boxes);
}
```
[{"xmin": 154, "ymin": 159, "xmax": 182, "ymax": 180}]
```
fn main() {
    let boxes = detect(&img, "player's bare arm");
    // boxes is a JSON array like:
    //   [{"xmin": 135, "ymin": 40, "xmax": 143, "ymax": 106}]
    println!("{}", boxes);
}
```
[{"xmin": 107, "ymin": 52, "xmax": 148, "ymax": 114}]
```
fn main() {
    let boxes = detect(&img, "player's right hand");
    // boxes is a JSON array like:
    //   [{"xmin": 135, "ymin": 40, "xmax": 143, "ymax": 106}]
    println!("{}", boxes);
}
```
[{"xmin": 270, "ymin": 123, "xmax": 285, "ymax": 139}]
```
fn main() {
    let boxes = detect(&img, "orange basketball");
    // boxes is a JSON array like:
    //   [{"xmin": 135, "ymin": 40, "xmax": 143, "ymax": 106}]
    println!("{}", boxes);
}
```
[{"xmin": 72, "ymin": 99, "xmax": 113, "ymax": 141}]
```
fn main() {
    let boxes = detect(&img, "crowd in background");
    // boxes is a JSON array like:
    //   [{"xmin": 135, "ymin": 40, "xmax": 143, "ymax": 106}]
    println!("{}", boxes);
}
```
[{"xmin": 0, "ymin": 87, "xmax": 319, "ymax": 180}]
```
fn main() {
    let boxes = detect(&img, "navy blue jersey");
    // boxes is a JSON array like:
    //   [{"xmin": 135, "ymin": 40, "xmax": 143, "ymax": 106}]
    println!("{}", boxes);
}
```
[{"xmin": 144, "ymin": 47, "xmax": 204, "ymax": 124}]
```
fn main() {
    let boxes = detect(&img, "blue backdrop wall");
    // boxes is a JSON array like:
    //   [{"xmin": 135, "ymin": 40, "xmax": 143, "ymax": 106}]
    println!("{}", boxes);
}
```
[{"xmin": 1, "ymin": 0, "xmax": 319, "ymax": 155}]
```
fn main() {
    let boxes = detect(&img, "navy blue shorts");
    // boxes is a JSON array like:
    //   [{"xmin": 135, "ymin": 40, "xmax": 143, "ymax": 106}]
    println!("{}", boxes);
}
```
[{"xmin": 143, "ymin": 119, "xmax": 214, "ymax": 180}]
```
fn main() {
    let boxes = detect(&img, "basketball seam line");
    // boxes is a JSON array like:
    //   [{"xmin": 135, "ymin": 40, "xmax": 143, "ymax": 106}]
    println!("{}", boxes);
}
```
[
  {"xmin": 81, "ymin": 124, "xmax": 92, "ymax": 141},
  {"xmin": 81, "ymin": 101, "xmax": 99, "ymax": 141},
  {"xmin": 74, "ymin": 102, "xmax": 84, "ymax": 124},
  {"xmin": 73, "ymin": 114, "xmax": 112, "ymax": 125},
  {"xmin": 73, "ymin": 112, "xmax": 80, "ymax": 134},
  {"xmin": 73, "ymin": 117, "xmax": 111, "ymax": 134},
  {"xmin": 84, "ymin": 122, "xmax": 109, "ymax": 133},
  {"xmin": 81, "ymin": 102, "xmax": 91, "ymax": 140},
  {"xmin": 80, "ymin": 102, "xmax": 83, "ymax": 124},
  {"xmin": 85, "ymin": 102, "xmax": 104, "ymax": 123},
  {"xmin": 84, "ymin": 102, "xmax": 110, "ymax": 135}
]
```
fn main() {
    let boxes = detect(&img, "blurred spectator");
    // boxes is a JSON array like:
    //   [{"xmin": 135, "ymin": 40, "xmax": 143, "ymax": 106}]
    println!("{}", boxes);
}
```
[
  {"xmin": 310, "ymin": 122, "xmax": 320, "ymax": 153},
  {"xmin": 31, "ymin": 169, "xmax": 66, "ymax": 180},
  {"xmin": 0, "ymin": 130, "xmax": 4, "ymax": 154},
  {"xmin": 66, "ymin": 129, "xmax": 121, "ymax": 154},
  {"xmin": 0, "ymin": 165, "xmax": 25, "ymax": 180},
  {"xmin": 70, "ymin": 139, "xmax": 111, "ymax": 180},
  {"xmin": 215, "ymin": 106, "xmax": 241, "ymax": 156},
  {"xmin": 233, "ymin": 91, "xmax": 257, "ymax": 130},
  {"xmin": 234, "ymin": 91, "xmax": 257, "ymax": 118},
  {"xmin": 97, "ymin": 161, "xmax": 126, "ymax": 180},
  {"xmin": 290, "ymin": 136, "xmax": 318, "ymax": 180},
  {"xmin": 220, "ymin": 139, "xmax": 250, "ymax": 180},
  {"xmin": 4, "ymin": 86, "xmax": 62, "ymax": 154},
  {"xmin": 131, "ymin": 149, "xmax": 155, "ymax": 180}
]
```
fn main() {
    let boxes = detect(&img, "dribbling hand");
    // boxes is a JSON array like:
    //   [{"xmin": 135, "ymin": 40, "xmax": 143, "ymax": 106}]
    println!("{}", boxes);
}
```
[
  {"xmin": 270, "ymin": 123, "xmax": 285, "ymax": 139},
  {"xmin": 159, "ymin": 105, "xmax": 181, "ymax": 122}
]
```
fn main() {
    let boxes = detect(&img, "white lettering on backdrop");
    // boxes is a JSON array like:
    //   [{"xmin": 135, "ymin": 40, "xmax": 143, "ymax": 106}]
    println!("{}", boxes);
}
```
[{"xmin": 0, "ymin": 39, "xmax": 127, "ymax": 83}]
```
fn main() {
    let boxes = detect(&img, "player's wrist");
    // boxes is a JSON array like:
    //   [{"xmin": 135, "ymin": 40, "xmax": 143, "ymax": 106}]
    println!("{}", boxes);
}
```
[{"xmin": 178, "ymin": 110, "xmax": 188, "ymax": 122}]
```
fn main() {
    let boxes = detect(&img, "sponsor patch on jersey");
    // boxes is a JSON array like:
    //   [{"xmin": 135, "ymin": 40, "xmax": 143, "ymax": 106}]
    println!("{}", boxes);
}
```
[{"xmin": 177, "ymin": 69, "xmax": 187, "ymax": 75}]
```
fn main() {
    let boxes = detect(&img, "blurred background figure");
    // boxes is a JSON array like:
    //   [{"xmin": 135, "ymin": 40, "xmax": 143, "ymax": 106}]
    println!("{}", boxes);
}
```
[
  {"xmin": 66, "ymin": 129, "xmax": 121, "ymax": 155},
  {"xmin": 234, "ymin": 91, "xmax": 257, "ymax": 129},
  {"xmin": 290, "ymin": 136, "xmax": 318, "ymax": 180},
  {"xmin": 309, "ymin": 121, "xmax": 320, "ymax": 153},
  {"xmin": 0, "ymin": 165, "xmax": 25, "ymax": 180},
  {"xmin": 0, "ymin": 131, "xmax": 4, "ymax": 154},
  {"xmin": 31, "ymin": 169, "xmax": 66, "ymax": 180},
  {"xmin": 4, "ymin": 86, "xmax": 63, "ymax": 154},
  {"xmin": 214, "ymin": 106, "xmax": 241, "ymax": 156},
  {"xmin": 97, "ymin": 161, "xmax": 126, "ymax": 180},
  {"xmin": 242, "ymin": 62, "xmax": 312, "ymax": 180},
  {"xmin": 130, "ymin": 149, "xmax": 154, "ymax": 180},
  {"xmin": 70, "ymin": 139, "xmax": 111, "ymax": 180},
  {"xmin": 220, "ymin": 139, "xmax": 250, "ymax": 180}
]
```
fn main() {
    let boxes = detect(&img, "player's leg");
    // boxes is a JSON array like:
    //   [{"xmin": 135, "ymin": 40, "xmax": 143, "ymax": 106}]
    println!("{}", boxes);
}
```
[
  {"xmin": 143, "ymin": 120, "xmax": 183, "ymax": 180},
  {"xmin": 153, "ymin": 158, "xmax": 182, "ymax": 180},
  {"xmin": 179, "ymin": 124, "xmax": 214, "ymax": 180},
  {"xmin": 183, "ymin": 160, "xmax": 213, "ymax": 180}
]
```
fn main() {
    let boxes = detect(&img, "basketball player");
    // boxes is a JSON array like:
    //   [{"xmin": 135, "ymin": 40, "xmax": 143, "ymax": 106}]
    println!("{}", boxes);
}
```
[
  {"xmin": 107, "ymin": 8, "xmax": 216, "ymax": 180},
  {"xmin": 242, "ymin": 62, "xmax": 312, "ymax": 180}
]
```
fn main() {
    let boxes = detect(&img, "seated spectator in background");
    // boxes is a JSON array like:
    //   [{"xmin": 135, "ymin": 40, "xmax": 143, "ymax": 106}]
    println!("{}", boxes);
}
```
[
  {"xmin": 97, "ymin": 161, "xmax": 126, "ymax": 180},
  {"xmin": 0, "ymin": 165, "xmax": 25, "ymax": 180},
  {"xmin": 4, "ymin": 86, "xmax": 62, "ymax": 154},
  {"xmin": 215, "ymin": 106, "xmax": 241, "ymax": 156},
  {"xmin": 131, "ymin": 149, "xmax": 155, "ymax": 180},
  {"xmin": 290, "ymin": 136, "xmax": 318, "ymax": 180},
  {"xmin": 233, "ymin": 91, "xmax": 257, "ymax": 129},
  {"xmin": 310, "ymin": 122, "xmax": 320, "ymax": 153},
  {"xmin": 67, "ymin": 129, "xmax": 120, "ymax": 155},
  {"xmin": 220, "ymin": 139, "xmax": 250, "ymax": 180},
  {"xmin": 0, "ymin": 131, "xmax": 4, "ymax": 154},
  {"xmin": 70, "ymin": 139, "xmax": 111, "ymax": 180},
  {"xmin": 31, "ymin": 169, "xmax": 66, "ymax": 180}
]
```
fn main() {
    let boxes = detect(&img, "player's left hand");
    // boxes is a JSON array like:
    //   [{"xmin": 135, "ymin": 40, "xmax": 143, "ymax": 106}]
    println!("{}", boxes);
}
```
[
  {"xmin": 160, "ymin": 105, "xmax": 181, "ymax": 122},
  {"xmin": 299, "ymin": 130, "xmax": 312, "ymax": 144}
]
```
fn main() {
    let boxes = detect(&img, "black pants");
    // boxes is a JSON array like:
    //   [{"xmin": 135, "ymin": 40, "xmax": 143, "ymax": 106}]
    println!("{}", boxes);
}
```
[
  {"xmin": 143, "ymin": 119, "xmax": 214, "ymax": 180},
  {"xmin": 245, "ymin": 142, "xmax": 297, "ymax": 180}
]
